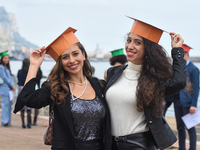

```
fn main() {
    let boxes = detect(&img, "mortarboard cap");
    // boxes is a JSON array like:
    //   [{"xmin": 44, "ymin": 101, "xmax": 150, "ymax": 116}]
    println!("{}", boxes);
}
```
[
  {"xmin": 111, "ymin": 48, "xmax": 124, "ymax": 57},
  {"xmin": 127, "ymin": 16, "xmax": 167, "ymax": 43},
  {"xmin": 0, "ymin": 50, "xmax": 8, "ymax": 58},
  {"xmin": 45, "ymin": 27, "xmax": 80, "ymax": 61},
  {"xmin": 182, "ymin": 44, "xmax": 192, "ymax": 53}
]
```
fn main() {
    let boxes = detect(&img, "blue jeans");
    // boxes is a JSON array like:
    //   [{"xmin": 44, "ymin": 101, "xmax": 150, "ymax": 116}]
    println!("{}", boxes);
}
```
[
  {"xmin": 174, "ymin": 97, "xmax": 196, "ymax": 150},
  {"xmin": 1, "ymin": 95, "xmax": 12, "ymax": 126}
]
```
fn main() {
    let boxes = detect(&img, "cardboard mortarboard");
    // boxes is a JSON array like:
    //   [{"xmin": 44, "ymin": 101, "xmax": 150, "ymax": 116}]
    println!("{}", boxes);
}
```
[
  {"xmin": 111, "ymin": 48, "xmax": 124, "ymax": 57},
  {"xmin": 127, "ymin": 16, "xmax": 168, "ymax": 43},
  {"xmin": 45, "ymin": 27, "xmax": 80, "ymax": 61},
  {"xmin": 0, "ymin": 50, "xmax": 8, "ymax": 58},
  {"xmin": 182, "ymin": 44, "xmax": 192, "ymax": 53}
]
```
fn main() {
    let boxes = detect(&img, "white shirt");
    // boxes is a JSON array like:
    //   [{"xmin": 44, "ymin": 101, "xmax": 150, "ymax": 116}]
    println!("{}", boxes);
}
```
[{"xmin": 106, "ymin": 62, "xmax": 149, "ymax": 136}]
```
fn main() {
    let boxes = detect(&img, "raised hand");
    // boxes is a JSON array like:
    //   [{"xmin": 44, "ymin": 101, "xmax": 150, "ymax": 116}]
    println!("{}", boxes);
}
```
[
  {"xmin": 30, "ymin": 46, "xmax": 46, "ymax": 67},
  {"xmin": 25, "ymin": 46, "xmax": 46, "ymax": 85},
  {"xmin": 170, "ymin": 32, "xmax": 184, "ymax": 48}
]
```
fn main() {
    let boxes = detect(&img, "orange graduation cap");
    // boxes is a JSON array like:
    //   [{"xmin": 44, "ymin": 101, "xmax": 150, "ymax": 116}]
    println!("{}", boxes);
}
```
[
  {"xmin": 127, "ymin": 16, "xmax": 167, "ymax": 43},
  {"xmin": 182, "ymin": 44, "xmax": 192, "ymax": 53},
  {"xmin": 45, "ymin": 27, "xmax": 80, "ymax": 61}
]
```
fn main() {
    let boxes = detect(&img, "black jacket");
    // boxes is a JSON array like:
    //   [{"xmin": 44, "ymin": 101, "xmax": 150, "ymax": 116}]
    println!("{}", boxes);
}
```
[
  {"xmin": 104, "ymin": 47, "xmax": 186, "ymax": 149},
  {"xmin": 14, "ymin": 77, "xmax": 112, "ymax": 150}
]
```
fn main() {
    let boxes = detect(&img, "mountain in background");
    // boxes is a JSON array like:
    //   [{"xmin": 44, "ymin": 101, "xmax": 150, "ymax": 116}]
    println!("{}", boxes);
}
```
[{"xmin": 0, "ymin": 6, "xmax": 38, "ymax": 59}]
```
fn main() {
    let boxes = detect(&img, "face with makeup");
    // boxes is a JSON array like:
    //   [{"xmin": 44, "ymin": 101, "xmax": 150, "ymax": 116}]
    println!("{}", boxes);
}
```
[
  {"xmin": 61, "ymin": 43, "xmax": 85, "ymax": 76},
  {"xmin": 125, "ymin": 32, "xmax": 145, "ymax": 65}
]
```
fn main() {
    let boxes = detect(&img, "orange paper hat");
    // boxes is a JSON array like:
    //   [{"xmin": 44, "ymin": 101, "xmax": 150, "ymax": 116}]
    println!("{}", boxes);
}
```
[
  {"xmin": 127, "ymin": 16, "xmax": 167, "ymax": 43},
  {"xmin": 182, "ymin": 44, "xmax": 192, "ymax": 53},
  {"xmin": 45, "ymin": 27, "xmax": 80, "ymax": 61}
]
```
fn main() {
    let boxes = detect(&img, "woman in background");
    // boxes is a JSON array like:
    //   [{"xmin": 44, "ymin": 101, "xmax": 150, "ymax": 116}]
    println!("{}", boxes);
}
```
[
  {"xmin": 17, "ymin": 58, "xmax": 32, "ymax": 128},
  {"xmin": 0, "ymin": 50, "xmax": 15, "ymax": 126}
]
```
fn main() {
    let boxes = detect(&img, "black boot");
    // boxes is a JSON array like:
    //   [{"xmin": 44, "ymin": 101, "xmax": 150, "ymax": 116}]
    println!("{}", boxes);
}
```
[
  {"xmin": 33, "ymin": 109, "xmax": 39, "ymax": 126},
  {"xmin": 33, "ymin": 116, "xmax": 37, "ymax": 126},
  {"xmin": 27, "ymin": 110, "xmax": 31, "ymax": 128},
  {"xmin": 21, "ymin": 110, "xmax": 26, "ymax": 128}
]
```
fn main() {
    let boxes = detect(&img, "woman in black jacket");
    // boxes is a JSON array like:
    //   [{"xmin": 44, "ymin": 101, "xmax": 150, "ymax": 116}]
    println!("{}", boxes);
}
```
[
  {"xmin": 104, "ymin": 18, "xmax": 186, "ymax": 150},
  {"xmin": 14, "ymin": 27, "xmax": 111, "ymax": 150}
]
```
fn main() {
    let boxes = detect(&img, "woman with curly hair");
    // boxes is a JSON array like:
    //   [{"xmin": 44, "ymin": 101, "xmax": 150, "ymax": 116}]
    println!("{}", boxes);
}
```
[
  {"xmin": 14, "ymin": 27, "xmax": 111, "ymax": 150},
  {"xmin": 104, "ymin": 18, "xmax": 186, "ymax": 150}
]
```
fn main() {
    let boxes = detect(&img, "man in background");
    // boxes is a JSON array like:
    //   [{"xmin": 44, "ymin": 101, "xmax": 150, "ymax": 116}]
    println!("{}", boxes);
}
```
[{"xmin": 173, "ymin": 44, "xmax": 199, "ymax": 150}]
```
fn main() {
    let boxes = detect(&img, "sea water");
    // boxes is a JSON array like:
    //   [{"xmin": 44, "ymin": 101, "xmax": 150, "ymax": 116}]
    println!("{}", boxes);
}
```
[
  {"xmin": 10, "ymin": 60, "xmax": 111, "ymax": 81},
  {"xmin": 10, "ymin": 60, "xmax": 200, "ymax": 116}
]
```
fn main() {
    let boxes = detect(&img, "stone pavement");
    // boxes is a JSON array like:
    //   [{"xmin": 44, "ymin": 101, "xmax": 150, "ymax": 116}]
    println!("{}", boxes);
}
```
[
  {"xmin": 0, "ymin": 111, "xmax": 200, "ymax": 150},
  {"xmin": 0, "ymin": 111, "xmax": 50, "ymax": 150}
]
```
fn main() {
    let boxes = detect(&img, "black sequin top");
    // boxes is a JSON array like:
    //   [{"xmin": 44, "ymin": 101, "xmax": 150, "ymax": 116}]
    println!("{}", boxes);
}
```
[{"xmin": 70, "ymin": 95, "xmax": 106, "ymax": 141}]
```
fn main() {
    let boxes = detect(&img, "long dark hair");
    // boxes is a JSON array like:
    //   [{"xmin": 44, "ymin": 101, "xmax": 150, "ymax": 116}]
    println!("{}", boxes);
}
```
[
  {"xmin": 46, "ymin": 42, "xmax": 93, "ymax": 105},
  {"xmin": 135, "ymin": 37, "xmax": 173, "ymax": 117},
  {"xmin": 21, "ymin": 58, "xmax": 30, "ymax": 73},
  {"xmin": 0, "ymin": 55, "xmax": 13, "ymax": 76}
]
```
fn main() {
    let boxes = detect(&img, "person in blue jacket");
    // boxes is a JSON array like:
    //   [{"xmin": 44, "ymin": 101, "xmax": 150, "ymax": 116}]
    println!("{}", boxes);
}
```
[
  {"xmin": 0, "ymin": 50, "xmax": 15, "ymax": 126},
  {"xmin": 173, "ymin": 44, "xmax": 199, "ymax": 150}
]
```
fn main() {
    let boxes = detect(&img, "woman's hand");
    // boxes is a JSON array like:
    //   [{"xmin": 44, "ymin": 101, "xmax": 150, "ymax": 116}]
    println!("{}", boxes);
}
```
[
  {"xmin": 24, "ymin": 46, "xmax": 46, "ymax": 85},
  {"xmin": 170, "ymin": 32, "xmax": 184, "ymax": 48},
  {"xmin": 190, "ymin": 106, "xmax": 196, "ymax": 114},
  {"xmin": 30, "ymin": 46, "xmax": 46, "ymax": 68},
  {"xmin": 11, "ymin": 86, "xmax": 15, "ymax": 91}
]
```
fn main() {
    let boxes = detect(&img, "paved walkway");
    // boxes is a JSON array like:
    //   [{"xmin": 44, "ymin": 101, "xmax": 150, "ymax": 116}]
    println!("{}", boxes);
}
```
[
  {"xmin": 0, "ymin": 111, "xmax": 200, "ymax": 150},
  {"xmin": 0, "ymin": 111, "xmax": 49, "ymax": 150}
]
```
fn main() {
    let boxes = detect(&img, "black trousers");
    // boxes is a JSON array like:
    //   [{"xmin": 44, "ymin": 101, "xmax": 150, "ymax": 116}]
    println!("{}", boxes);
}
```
[
  {"xmin": 112, "ymin": 131, "xmax": 156, "ymax": 150},
  {"xmin": 76, "ymin": 140, "xmax": 103, "ymax": 150}
]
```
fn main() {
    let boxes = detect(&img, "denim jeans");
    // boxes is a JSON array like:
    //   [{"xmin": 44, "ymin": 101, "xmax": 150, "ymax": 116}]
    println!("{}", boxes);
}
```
[{"xmin": 1, "ymin": 95, "xmax": 12, "ymax": 126}]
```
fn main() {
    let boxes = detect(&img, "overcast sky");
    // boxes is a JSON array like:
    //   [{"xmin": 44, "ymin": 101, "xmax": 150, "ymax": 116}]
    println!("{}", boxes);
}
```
[{"xmin": 1, "ymin": 0, "xmax": 200, "ymax": 56}]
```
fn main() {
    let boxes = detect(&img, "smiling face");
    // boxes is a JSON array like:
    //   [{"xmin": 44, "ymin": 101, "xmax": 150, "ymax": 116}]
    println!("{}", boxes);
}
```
[
  {"xmin": 61, "ymin": 44, "xmax": 85, "ymax": 76},
  {"xmin": 2, "ymin": 55, "xmax": 9, "ymax": 66},
  {"xmin": 125, "ymin": 32, "xmax": 145, "ymax": 65}
]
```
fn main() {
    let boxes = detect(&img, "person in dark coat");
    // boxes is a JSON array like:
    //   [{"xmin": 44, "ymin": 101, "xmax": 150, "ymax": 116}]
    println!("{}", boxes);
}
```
[
  {"xmin": 104, "ymin": 48, "xmax": 127, "ymax": 80},
  {"xmin": 173, "ymin": 44, "xmax": 199, "ymax": 150},
  {"xmin": 17, "ymin": 58, "xmax": 32, "ymax": 128},
  {"xmin": 104, "ymin": 17, "xmax": 186, "ymax": 150},
  {"xmin": 32, "ymin": 67, "xmax": 43, "ymax": 126},
  {"xmin": 14, "ymin": 27, "xmax": 111, "ymax": 150}
]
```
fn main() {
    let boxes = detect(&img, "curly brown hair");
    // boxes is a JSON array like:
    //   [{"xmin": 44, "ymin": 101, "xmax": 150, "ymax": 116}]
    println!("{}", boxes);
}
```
[
  {"xmin": 136, "ymin": 37, "xmax": 173, "ymax": 117},
  {"xmin": 46, "ymin": 42, "xmax": 93, "ymax": 105}
]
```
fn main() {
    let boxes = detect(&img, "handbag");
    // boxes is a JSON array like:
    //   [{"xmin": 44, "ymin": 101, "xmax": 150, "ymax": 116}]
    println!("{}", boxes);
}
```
[
  {"xmin": 43, "ymin": 102, "xmax": 55, "ymax": 145},
  {"xmin": 0, "ymin": 77, "xmax": 4, "ymax": 85}
]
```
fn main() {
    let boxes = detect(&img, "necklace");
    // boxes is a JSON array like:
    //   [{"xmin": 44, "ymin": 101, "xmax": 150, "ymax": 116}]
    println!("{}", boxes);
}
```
[
  {"xmin": 68, "ymin": 76, "xmax": 87, "ymax": 86},
  {"xmin": 68, "ymin": 77, "xmax": 88, "ymax": 102},
  {"xmin": 123, "ymin": 68, "xmax": 138, "ymax": 81}
]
